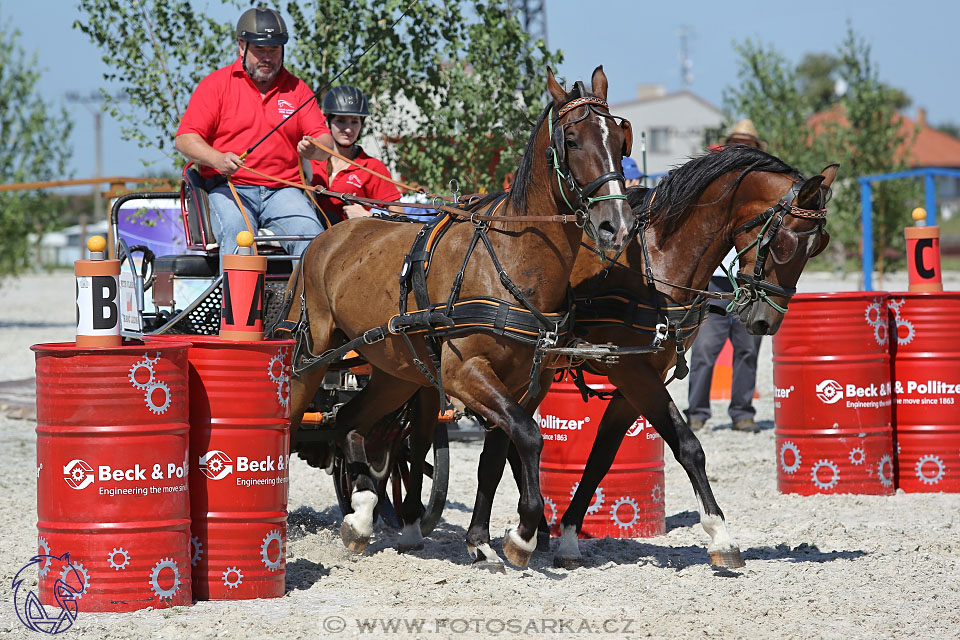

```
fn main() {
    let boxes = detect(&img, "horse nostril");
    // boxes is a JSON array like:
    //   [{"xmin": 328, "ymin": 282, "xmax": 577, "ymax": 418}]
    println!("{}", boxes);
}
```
[
  {"xmin": 597, "ymin": 220, "xmax": 616, "ymax": 241},
  {"xmin": 754, "ymin": 319, "xmax": 770, "ymax": 334}
]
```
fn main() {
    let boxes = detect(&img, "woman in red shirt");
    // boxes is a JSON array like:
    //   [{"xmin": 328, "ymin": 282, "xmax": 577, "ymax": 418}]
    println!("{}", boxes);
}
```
[{"xmin": 310, "ymin": 86, "xmax": 403, "ymax": 220}]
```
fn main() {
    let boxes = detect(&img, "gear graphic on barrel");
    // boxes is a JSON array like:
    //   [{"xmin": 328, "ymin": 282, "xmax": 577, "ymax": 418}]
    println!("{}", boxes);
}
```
[
  {"xmin": 207, "ymin": 458, "xmax": 224, "ymax": 474},
  {"xmin": 651, "ymin": 483, "xmax": 663, "ymax": 504},
  {"xmin": 873, "ymin": 321, "xmax": 888, "ymax": 347},
  {"xmin": 571, "ymin": 482, "xmax": 604, "ymax": 515},
  {"xmin": 276, "ymin": 378, "xmax": 291, "ymax": 409},
  {"xmin": 267, "ymin": 353, "xmax": 285, "ymax": 383},
  {"xmin": 38, "ymin": 536, "xmax": 51, "ymax": 577},
  {"xmin": 878, "ymin": 454, "xmax": 894, "ymax": 488},
  {"xmin": 864, "ymin": 301, "xmax": 883, "ymax": 327},
  {"xmin": 60, "ymin": 562, "xmax": 89, "ymax": 599},
  {"xmin": 849, "ymin": 447, "xmax": 866, "ymax": 466},
  {"xmin": 543, "ymin": 497, "xmax": 558, "ymax": 526},
  {"xmin": 108, "ymin": 547, "xmax": 130, "ymax": 570},
  {"xmin": 779, "ymin": 441, "xmax": 802, "ymax": 474},
  {"xmin": 260, "ymin": 530, "xmax": 284, "ymax": 571},
  {"xmin": 129, "ymin": 357, "xmax": 156, "ymax": 390},
  {"xmin": 150, "ymin": 558, "xmax": 180, "ymax": 600},
  {"xmin": 810, "ymin": 459, "xmax": 839, "ymax": 491},
  {"xmin": 222, "ymin": 566, "xmax": 243, "ymax": 589},
  {"xmin": 610, "ymin": 496, "xmax": 641, "ymax": 529},
  {"xmin": 71, "ymin": 467, "xmax": 87, "ymax": 483},
  {"xmin": 895, "ymin": 318, "xmax": 915, "ymax": 346},
  {"xmin": 145, "ymin": 381, "xmax": 171, "ymax": 414},
  {"xmin": 143, "ymin": 351, "xmax": 161, "ymax": 365},
  {"xmin": 916, "ymin": 454, "xmax": 945, "ymax": 485},
  {"xmin": 190, "ymin": 536, "xmax": 203, "ymax": 567}
]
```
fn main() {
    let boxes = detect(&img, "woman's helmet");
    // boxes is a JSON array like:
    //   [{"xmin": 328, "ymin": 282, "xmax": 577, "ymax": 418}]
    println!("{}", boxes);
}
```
[
  {"xmin": 236, "ymin": 8, "xmax": 289, "ymax": 46},
  {"xmin": 322, "ymin": 86, "xmax": 370, "ymax": 118}
]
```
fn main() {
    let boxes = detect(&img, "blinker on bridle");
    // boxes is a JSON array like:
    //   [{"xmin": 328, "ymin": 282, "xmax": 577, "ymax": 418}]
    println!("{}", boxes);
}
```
[
  {"xmin": 545, "ymin": 92, "xmax": 634, "ymax": 231},
  {"xmin": 726, "ymin": 182, "xmax": 829, "ymax": 313}
]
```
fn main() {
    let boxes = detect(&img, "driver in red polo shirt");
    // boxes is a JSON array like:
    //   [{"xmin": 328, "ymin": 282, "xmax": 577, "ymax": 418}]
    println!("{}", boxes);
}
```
[
  {"xmin": 310, "ymin": 86, "xmax": 403, "ymax": 220},
  {"xmin": 175, "ymin": 7, "xmax": 333, "ymax": 257}
]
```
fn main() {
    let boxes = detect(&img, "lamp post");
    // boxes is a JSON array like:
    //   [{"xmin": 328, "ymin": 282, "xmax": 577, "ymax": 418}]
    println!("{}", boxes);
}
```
[{"xmin": 65, "ymin": 90, "xmax": 127, "ymax": 256}]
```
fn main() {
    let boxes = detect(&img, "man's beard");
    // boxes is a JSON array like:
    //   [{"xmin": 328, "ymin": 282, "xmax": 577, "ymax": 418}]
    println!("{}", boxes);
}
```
[{"xmin": 244, "ymin": 59, "xmax": 280, "ymax": 85}]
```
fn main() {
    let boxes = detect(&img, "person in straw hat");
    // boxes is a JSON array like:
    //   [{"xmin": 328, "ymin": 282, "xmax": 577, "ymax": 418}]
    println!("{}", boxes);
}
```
[
  {"xmin": 685, "ymin": 118, "xmax": 768, "ymax": 433},
  {"xmin": 722, "ymin": 119, "xmax": 767, "ymax": 151}
]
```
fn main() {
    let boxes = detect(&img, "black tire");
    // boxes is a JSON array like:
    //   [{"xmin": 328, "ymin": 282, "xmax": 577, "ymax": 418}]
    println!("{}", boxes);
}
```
[
  {"xmin": 384, "ymin": 421, "xmax": 449, "ymax": 536},
  {"xmin": 332, "ymin": 421, "xmax": 450, "ymax": 536}
]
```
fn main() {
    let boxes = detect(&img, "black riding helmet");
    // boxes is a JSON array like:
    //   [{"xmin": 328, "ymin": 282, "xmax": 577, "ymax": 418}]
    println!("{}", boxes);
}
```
[
  {"xmin": 322, "ymin": 86, "xmax": 370, "ymax": 118},
  {"xmin": 236, "ymin": 7, "xmax": 289, "ymax": 46}
]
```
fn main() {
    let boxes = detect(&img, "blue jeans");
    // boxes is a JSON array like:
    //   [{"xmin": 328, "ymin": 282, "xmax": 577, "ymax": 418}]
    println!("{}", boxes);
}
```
[{"xmin": 208, "ymin": 184, "xmax": 322, "ymax": 257}]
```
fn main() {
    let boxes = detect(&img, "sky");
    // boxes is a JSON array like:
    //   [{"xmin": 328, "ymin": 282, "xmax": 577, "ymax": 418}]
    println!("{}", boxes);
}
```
[{"xmin": 5, "ymin": 0, "xmax": 959, "ymax": 183}]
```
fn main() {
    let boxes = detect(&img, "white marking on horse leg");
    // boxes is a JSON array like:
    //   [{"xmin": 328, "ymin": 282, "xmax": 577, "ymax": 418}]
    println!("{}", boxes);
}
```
[
  {"xmin": 343, "ymin": 490, "xmax": 377, "ymax": 539},
  {"xmin": 468, "ymin": 542, "xmax": 501, "ymax": 564},
  {"xmin": 505, "ymin": 524, "xmax": 537, "ymax": 553},
  {"xmin": 556, "ymin": 524, "xmax": 582, "ymax": 560},
  {"xmin": 696, "ymin": 495, "xmax": 739, "ymax": 552}
]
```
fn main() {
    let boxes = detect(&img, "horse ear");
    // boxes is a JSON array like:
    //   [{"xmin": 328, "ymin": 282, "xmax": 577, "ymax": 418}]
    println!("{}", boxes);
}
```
[
  {"xmin": 591, "ymin": 65, "xmax": 608, "ymax": 101},
  {"xmin": 547, "ymin": 67, "xmax": 567, "ymax": 105},
  {"xmin": 796, "ymin": 175, "xmax": 826, "ymax": 209},
  {"xmin": 820, "ymin": 163, "xmax": 840, "ymax": 189}
]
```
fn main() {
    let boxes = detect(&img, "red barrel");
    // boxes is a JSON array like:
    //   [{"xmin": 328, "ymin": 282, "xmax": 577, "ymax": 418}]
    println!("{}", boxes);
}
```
[
  {"xmin": 772, "ymin": 293, "xmax": 894, "ymax": 495},
  {"xmin": 33, "ymin": 341, "xmax": 192, "ymax": 612},
  {"xmin": 889, "ymin": 293, "xmax": 960, "ymax": 492},
  {"xmin": 150, "ymin": 335, "xmax": 293, "ymax": 600},
  {"xmin": 537, "ymin": 371, "xmax": 665, "ymax": 538}
]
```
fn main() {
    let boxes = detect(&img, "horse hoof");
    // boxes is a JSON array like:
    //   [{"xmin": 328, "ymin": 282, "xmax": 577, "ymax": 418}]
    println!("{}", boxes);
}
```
[
  {"xmin": 472, "ymin": 560, "xmax": 507, "ymax": 574},
  {"xmin": 502, "ymin": 527, "xmax": 536, "ymax": 569},
  {"xmin": 340, "ymin": 520, "xmax": 370, "ymax": 553},
  {"xmin": 709, "ymin": 548, "xmax": 745, "ymax": 569},
  {"xmin": 397, "ymin": 541, "xmax": 425, "ymax": 553},
  {"xmin": 536, "ymin": 530, "xmax": 551, "ymax": 553},
  {"xmin": 553, "ymin": 555, "xmax": 583, "ymax": 570}
]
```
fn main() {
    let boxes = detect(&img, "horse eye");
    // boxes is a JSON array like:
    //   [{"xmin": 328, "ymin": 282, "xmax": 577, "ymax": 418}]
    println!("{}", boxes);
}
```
[{"xmin": 565, "ymin": 138, "xmax": 578, "ymax": 149}]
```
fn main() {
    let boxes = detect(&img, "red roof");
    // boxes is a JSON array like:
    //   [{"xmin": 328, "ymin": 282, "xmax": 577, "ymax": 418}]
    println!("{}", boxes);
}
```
[{"xmin": 808, "ymin": 106, "xmax": 960, "ymax": 168}]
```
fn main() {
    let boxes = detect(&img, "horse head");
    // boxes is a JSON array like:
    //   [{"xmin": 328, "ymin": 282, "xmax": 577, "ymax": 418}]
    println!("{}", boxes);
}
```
[
  {"xmin": 545, "ymin": 66, "xmax": 633, "ymax": 252},
  {"xmin": 731, "ymin": 163, "xmax": 839, "ymax": 334}
]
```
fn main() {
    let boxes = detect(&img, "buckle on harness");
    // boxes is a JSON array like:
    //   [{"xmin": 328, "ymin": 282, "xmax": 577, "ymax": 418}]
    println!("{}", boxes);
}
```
[
  {"xmin": 363, "ymin": 327, "xmax": 386, "ymax": 344},
  {"xmin": 653, "ymin": 322, "xmax": 668, "ymax": 346}
]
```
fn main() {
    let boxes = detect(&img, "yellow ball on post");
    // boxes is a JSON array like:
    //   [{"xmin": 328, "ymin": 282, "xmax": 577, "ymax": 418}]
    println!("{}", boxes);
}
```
[
  {"xmin": 905, "ymin": 207, "xmax": 942, "ymax": 292},
  {"xmin": 220, "ymin": 232, "xmax": 266, "ymax": 341},
  {"xmin": 75, "ymin": 236, "xmax": 121, "ymax": 346}
]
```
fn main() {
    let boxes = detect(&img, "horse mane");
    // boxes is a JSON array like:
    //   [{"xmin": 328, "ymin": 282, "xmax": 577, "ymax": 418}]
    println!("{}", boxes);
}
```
[
  {"xmin": 468, "ymin": 82, "xmax": 590, "ymax": 214},
  {"xmin": 649, "ymin": 145, "xmax": 802, "ymax": 241}
]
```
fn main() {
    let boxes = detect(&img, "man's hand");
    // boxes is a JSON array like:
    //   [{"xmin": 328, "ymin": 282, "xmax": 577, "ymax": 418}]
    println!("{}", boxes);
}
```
[
  {"xmin": 343, "ymin": 204, "xmax": 372, "ymax": 218},
  {"xmin": 214, "ymin": 151, "xmax": 244, "ymax": 176},
  {"xmin": 298, "ymin": 133, "xmax": 334, "ymax": 161}
]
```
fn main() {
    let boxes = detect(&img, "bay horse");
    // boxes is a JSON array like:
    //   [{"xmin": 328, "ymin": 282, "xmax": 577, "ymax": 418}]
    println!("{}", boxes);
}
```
[
  {"xmin": 498, "ymin": 145, "xmax": 838, "ymax": 568},
  {"xmin": 286, "ymin": 66, "xmax": 634, "ymax": 568}
]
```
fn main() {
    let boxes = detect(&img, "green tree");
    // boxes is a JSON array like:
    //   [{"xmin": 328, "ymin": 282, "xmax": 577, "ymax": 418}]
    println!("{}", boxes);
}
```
[
  {"xmin": 75, "ymin": 0, "xmax": 240, "ymax": 168},
  {"xmin": 76, "ymin": 0, "xmax": 562, "ymax": 194},
  {"xmin": 0, "ymin": 17, "xmax": 73, "ymax": 277},
  {"xmin": 723, "ymin": 26, "xmax": 917, "ymax": 279},
  {"xmin": 796, "ymin": 52, "xmax": 840, "ymax": 113}
]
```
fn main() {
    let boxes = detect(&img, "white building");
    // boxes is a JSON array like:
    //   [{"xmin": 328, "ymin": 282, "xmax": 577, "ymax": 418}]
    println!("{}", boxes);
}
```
[{"xmin": 612, "ymin": 84, "xmax": 725, "ymax": 177}]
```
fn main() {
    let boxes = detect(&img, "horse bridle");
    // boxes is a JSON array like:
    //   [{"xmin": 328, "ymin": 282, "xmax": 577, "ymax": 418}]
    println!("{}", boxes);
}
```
[
  {"xmin": 729, "ymin": 181, "xmax": 829, "ymax": 311},
  {"xmin": 546, "ymin": 89, "xmax": 633, "ymax": 222}
]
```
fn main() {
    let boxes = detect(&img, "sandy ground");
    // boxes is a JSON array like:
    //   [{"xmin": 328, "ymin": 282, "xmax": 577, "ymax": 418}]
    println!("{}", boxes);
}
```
[{"xmin": 1, "ymin": 271, "xmax": 959, "ymax": 639}]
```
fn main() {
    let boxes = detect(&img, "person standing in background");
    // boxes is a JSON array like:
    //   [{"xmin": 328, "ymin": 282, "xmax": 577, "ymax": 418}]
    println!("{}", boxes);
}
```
[{"xmin": 685, "ymin": 120, "xmax": 767, "ymax": 433}]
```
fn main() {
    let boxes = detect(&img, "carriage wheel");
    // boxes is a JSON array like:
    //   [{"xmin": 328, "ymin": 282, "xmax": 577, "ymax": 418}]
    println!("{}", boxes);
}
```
[
  {"xmin": 386, "ymin": 421, "xmax": 450, "ymax": 536},
  {"xmin": 331, "ymin": 422, "xmax": 449, "ymax": 536}
]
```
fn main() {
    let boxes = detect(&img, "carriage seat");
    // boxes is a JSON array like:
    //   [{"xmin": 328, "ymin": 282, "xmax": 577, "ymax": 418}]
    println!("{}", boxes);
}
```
[{"xmin": 180, "ymin": 165, "xmax": 219, "ymax": 251}]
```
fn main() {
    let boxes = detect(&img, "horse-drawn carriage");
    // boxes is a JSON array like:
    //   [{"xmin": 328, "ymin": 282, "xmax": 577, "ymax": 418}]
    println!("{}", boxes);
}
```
[
  {"xmin": 111, "ymin": 167, "xmax": 452, "ymax": 537},
  {"xmin": 112, "ymin": 65, "xmax": 837, "ymax": 571}
]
